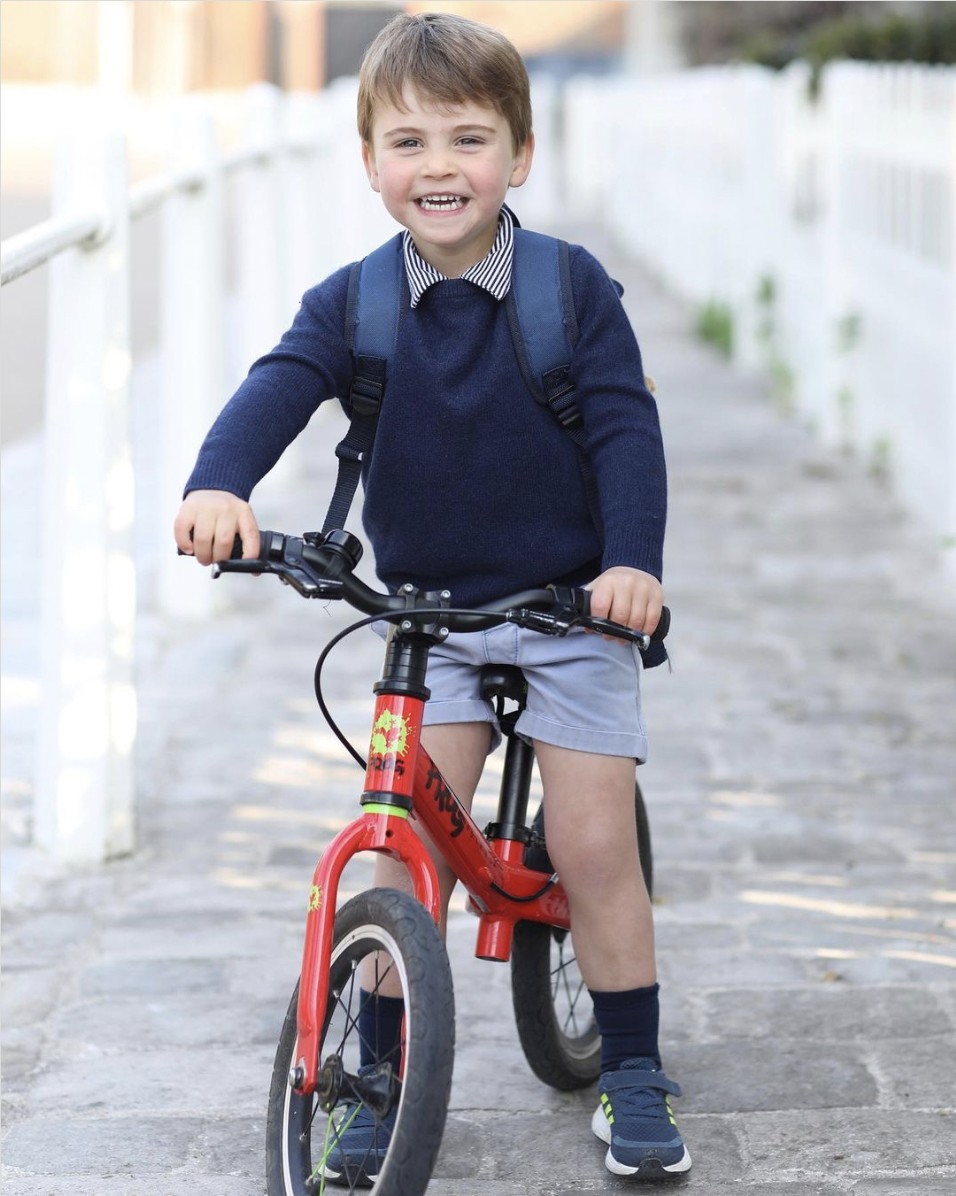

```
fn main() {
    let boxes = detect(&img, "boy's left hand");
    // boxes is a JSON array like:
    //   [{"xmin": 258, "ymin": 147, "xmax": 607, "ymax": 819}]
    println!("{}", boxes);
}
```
[{"xmin": 588, "ymin": 566, "xmax": 663, "ymax": 636}]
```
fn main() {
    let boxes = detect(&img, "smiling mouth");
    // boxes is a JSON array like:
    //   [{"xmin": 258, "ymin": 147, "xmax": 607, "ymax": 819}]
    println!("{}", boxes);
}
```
[{"xmin": 416, "ymin": 194, "xmax": 467, "ymax": 211}]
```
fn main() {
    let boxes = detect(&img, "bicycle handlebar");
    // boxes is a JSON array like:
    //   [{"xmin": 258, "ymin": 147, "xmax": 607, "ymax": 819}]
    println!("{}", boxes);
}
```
[{"xmin": 206, "ymin": 529, "xmax": 669, "ymax": 652}]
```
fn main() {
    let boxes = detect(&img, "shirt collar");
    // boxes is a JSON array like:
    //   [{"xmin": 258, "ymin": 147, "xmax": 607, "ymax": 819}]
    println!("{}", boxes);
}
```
[{"xmin": 402, "ymin": 206, "xmax": 515, "ymax": 309}]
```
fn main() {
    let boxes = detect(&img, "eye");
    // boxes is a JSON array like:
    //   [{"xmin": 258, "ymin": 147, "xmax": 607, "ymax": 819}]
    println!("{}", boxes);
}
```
[
  {"xmin": 394, "ymin": 137, "xmax": 422, "ymax": 150},
  {"xmin": 457, "ymin": 136, "xmax": 484, "ymax": 147}
]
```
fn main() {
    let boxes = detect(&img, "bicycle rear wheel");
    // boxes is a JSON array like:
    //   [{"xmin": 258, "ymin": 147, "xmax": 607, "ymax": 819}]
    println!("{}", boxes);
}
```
[
  {"xmin": 266, "ymin": 888, "xmax": 455, "ymax": 1196},
  {"xmin": 511, "ymin": 779, "xmax": 653, "ymax": 1090}
]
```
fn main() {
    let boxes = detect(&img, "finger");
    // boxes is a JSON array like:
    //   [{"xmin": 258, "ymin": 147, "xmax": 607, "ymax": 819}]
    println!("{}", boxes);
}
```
[
  {"xmin": 598, "ymin": 578, "xmax": 637, "ymax": 630},
  {"xmin": 237, "ymin": 507, "xmax": 260, "ymax": 560},
  {"xmin": 642, "ymin": 594, "xmax": 663, "ymax": 637},
  {"xmin": 212, "ymin": 516, "xmax": 240, "ymax": 565},
  {"xmin": 617, "ymin": 594, "xmax": 646, "ymax": 633},
  {"xmin": 587, "ymin": 577, "xmax": 613, "ymax": 620},
  {"xmin": 173, "ymin": 510, "xmax": 195, "ymax": 555},
  {"xmin": 191, "ymin": 512, "xmax": 217, "ymax": 566},
  {"xmin": 598, "ymin": 588, "xmax": 637, "ymax": 638},
  {"xmin": 621, "ymin": 597, "xmax": 645, "ymax": 632}
]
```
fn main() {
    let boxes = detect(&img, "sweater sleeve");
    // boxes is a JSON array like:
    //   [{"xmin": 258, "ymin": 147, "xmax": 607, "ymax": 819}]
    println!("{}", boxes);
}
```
[
  {"xmin": 567, "ymin": 246, "xmax": 667, "ymax": 580},
  {"xmin": 184, "ymin": 265, "xmax": 354, "ymax": 500}
]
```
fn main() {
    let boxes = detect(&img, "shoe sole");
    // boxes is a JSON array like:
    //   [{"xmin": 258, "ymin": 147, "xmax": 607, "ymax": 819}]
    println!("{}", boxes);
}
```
[
  {"xmin": 591, "ymin": 1106, "xmax": 692, "ymax": 1180},
  {"xmin": 321, "ymin": 1162, "xmax": 377, "ymax": 1189}
]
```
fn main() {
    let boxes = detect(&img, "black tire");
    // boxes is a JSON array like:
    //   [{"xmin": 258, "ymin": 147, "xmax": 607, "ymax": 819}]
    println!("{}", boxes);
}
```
[
  {"xmin": 634, "ymin": 779, "xmax": 654, "ymax": 900},
  {"xmin": 266, "ymin": 888, "xmax": 455, "ymax": 1196},
  {"xmin": 511, "ymin": 779, "xmax": 653, "ymax": 1090}
]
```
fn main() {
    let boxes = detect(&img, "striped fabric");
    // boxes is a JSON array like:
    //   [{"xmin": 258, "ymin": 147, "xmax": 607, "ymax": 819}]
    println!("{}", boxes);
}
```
[{"xmin": 402, "ymin": 206, "xmax": 514, "ymax": 308}]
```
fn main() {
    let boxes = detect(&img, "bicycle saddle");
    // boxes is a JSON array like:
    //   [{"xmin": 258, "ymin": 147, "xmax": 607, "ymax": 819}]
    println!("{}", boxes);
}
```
[{"xmin": 478, "ymin": 665, "xmax": 527, "ymax": 705}]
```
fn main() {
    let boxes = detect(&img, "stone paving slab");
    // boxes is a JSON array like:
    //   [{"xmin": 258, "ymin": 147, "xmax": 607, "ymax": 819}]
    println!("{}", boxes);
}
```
[{"xmin": 3, "ymin": 225, "xmax": 956, "ymax": 1194}]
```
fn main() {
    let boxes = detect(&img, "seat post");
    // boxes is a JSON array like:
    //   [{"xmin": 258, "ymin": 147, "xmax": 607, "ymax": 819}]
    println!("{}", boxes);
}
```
[
  {"xmin": 478, "ymin": 664, "xmax": 535, "ymax": 844},
  {"xmin": 492, "ymin": 732, "xmax": 535, "ymax": 840}
]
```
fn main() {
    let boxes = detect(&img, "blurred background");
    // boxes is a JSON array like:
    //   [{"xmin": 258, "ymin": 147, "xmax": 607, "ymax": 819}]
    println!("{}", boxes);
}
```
[
  {"xmin": 1, "ymin": 0, "xmax": 954, "ymax": 861},
  {"xmin": 3, "ymin": 0, "xmax": 954, "ymax": 444}
]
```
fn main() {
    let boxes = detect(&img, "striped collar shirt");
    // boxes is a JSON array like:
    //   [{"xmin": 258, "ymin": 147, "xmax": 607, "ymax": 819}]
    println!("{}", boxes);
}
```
[{"xmin": 402, "ymin": 206, "xmax": 514, "ymax": 308}]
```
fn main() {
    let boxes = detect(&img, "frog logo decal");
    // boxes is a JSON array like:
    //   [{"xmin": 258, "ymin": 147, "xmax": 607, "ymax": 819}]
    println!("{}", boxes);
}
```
[{"xmin": 370, "ymin": 708, "xmax": 411, "ymax": 758}]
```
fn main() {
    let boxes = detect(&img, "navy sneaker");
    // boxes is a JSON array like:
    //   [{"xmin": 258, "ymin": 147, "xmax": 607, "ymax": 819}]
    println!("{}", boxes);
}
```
[
  {"xmin": 320, "ymin": 1066, "xmax": 398, "ymax": 1189},
  {"xmin": 591, "ymin": 1057, "xmax": 691, "ymax": 1180}
]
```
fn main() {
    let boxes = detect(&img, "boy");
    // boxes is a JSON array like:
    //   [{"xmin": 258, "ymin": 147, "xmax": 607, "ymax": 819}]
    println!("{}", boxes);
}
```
[{"xmin": 174, "ymin": 11, "xmax": 690, "ymax": 1184}]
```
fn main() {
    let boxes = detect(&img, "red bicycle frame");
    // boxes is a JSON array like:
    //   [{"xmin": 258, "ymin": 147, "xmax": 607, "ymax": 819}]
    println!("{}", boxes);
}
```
[{"xmin": 291, "ymin": 684, "xmax": 569, "ymax": 1096}]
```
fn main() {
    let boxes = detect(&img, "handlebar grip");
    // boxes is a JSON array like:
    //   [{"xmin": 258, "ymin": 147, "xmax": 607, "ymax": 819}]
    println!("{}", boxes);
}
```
[
  {"xmin": 215, "ymin": 529, "xmax": 277, "ymax": 573},
  {"xmin": 177, "ymin": 532, "xmax": 248, "ymax": 560},
  {"xmin": 566, "ymin": 587, "xmax": 670, "ymax": 642}
]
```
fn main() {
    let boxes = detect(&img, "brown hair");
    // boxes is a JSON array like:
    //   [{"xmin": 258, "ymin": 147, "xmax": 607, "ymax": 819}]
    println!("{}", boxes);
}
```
[{"xmin": 357, "ymin": 12, "xmax": 532, "ymax": 149}]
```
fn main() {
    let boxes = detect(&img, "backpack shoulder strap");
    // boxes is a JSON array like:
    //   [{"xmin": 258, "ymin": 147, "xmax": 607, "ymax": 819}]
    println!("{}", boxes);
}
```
[
  {"xmin": 347, "ymin": 235, "xmax": 404, "ymax": 366},
  {"xmin": 506, "ymin": 229, "xmax": 602, "ymax": 532},
  {"xmin": 506, "ymin": 228, "xmax": 578, "ymax": 416},
  {"xmin": 322, "ymin": 236, "xmax": 404, "ymax": 535}
]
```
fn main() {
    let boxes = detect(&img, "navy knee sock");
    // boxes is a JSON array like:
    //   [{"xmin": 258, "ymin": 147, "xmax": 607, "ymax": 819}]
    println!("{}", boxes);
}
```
[
  {"xmin": 590, "ymin": 982, "xmax": 661, "ymax": 1072},
  {"xmin": 358, "ymin": 990, "xmax": 406, "ymax": 1070}
]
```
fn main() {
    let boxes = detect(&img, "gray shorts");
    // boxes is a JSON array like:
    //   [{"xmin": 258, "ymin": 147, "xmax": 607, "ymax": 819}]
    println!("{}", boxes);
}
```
[{"xmin": 410, "ymin": 622, "xmax": 647, "ymax": 761}]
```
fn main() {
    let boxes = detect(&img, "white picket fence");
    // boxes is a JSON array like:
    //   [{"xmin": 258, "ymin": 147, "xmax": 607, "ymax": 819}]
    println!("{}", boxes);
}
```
[{"xmin": 565, "ymin": 60, "xmax": 956, "ymax": 560}]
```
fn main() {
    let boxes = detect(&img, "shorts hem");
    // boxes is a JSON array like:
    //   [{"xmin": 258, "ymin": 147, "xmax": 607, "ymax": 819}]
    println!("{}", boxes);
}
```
[
  {"xmin": 422, "ymin": 699, "xmax": 502, "ymax": 753},
  {"xmin": 516, "ymin": 710, "xmax": 647, "ymax": 762}
]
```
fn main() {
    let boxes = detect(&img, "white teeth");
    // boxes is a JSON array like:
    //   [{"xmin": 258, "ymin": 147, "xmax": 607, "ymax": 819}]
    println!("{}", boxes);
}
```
[{"xmin": 418, "ymin": 195, "xmax": 465, "ymax": 211}]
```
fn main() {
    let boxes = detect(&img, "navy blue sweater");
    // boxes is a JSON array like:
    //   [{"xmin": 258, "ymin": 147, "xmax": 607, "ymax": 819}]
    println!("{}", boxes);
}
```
[{"xmin": 185, "ymin": 238, "xmax": 666, "ymax": 606}]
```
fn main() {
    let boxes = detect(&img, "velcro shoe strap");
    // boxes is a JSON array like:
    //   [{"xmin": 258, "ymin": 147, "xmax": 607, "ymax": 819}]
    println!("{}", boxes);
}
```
[{"xmin": 603, "ymin": 1069, "xmax": 682, "ymax": 1099}]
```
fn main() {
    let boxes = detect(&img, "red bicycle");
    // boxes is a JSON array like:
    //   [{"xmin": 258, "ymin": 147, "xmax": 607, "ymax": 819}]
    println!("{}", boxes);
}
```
[{"xmin": 210, "ymin": 529, "xmax": 663, "ymax": 1196}]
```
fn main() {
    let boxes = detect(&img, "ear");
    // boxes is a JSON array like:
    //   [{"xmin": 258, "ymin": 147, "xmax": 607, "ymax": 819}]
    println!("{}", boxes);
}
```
[
  {"xmin": 362, "ymin": 142, "xmax": 381, "ymax": 193},
  {"xmin": 509, "ymin": 132, "xmax": 534, "ymax": 189}
]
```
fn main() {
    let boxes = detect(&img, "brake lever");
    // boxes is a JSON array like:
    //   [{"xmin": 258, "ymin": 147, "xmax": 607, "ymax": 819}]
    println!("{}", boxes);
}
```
[
  {"xmin": 507, "ymin": 608, "xmax": 578, "ymax": 637},
  {"xmin": 212, "ymin": 558, "xmax": 344, "ymax": 599},
  {"xmin": 211, "ymin": 559, "xmax": 265, "ymax": 577},
  {"xmin": 509, "ymin": 606, "xmax": 652, "ymax": 651},
  {"xmin": 584, "ymin": 617, "xmax": 651, "ymax": 652},
  {"xmin": 281, "ymin": 572, "xmax": 345, "ymax": 599}
]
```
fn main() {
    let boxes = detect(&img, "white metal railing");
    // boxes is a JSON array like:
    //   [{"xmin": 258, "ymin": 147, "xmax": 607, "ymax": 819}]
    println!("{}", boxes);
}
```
[
  {"xmin": 0, "ymin": 212, "xmax": 104, "ymax": 285},
  {"xmin": 565, "ymin": 60, "xmax": 956, "ymax": 566},
  {"xmin": 0, "ymin": 76, "xmax": 562, "ymax": 866},
  {"xmin": 0, "ymin": 82, "xmax": 395, "ymax": 863}
]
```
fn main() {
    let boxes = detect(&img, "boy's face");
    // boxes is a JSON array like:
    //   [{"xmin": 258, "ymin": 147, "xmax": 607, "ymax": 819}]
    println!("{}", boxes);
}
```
[{"xmin": 362, "ymin": 87, "xmax": 533, "ymax": 278}]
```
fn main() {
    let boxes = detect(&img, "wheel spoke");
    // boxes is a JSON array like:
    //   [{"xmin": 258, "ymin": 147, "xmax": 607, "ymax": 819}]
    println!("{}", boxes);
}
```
[
  {"xmin": 550, "ymin": 939, "xmax": 589, "ymax": 1037},
  {"xmin": 267, "ymin": 890, "xmax": 453, "ymax": 1196}
]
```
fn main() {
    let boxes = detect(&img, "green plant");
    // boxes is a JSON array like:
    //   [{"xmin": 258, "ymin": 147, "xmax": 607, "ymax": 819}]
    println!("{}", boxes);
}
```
[
  {"xmin": 834, "ymin": 312, "xmax": 863, "ymax": 449},
  {"xmin": 740, "ymin": 4, "xmax": 956, "ymax": 100},
  {"xmin": 836, "ymin": 384, "xmax": 855, "ymax": 446},
  {"xmin": 694, "ymin": 300, "xmax": 734, "ymax": 358},
  {"xmin": 753, "ymin": 273, "xmax": 795, "ymax": 411},
  {"xmin": 869, "ymin": 434, "xmax": 893, "ymax": 483},
  {"xmin": 768, "ymin": 356, "xmax": 796, "ymax": 414},
  {"xmin": 755, "ymin": 273, "xmax": 776, "ymax": 346},
  {"xmin": 755, "ymin": 273, "xmax": 777, "ymax": 308},
  {"xmin": 835, "ymin": 311, "xmax": 862, "ymax": 354}
]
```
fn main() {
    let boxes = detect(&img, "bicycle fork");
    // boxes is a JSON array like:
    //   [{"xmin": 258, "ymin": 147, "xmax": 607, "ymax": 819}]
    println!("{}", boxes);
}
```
[{"xmin": 290, "ymin": 685, "xmax": 441, "ymax": 1098}]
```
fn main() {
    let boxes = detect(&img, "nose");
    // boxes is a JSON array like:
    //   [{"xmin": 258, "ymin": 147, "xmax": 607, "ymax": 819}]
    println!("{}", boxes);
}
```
[{"xmin": 422, "ymin": 147, "xmax": 454, "ymax": 178}]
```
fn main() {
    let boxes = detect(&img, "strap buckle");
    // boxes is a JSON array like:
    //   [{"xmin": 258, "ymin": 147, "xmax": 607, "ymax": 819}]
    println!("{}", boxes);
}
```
[
  {"xmin": 548, "ymin": 389, "xmax": 582, "ymax": 430},
  {"xmin": 348, "ymin": 375, "xmax": 384, "ymax": 419},
  {"xmin": 542, "ymin": 365, "xmax": 581, "ymax": 428},
  {"xmin": 334, "ymin": 439, "xmax": 363, "ymax": 464}
]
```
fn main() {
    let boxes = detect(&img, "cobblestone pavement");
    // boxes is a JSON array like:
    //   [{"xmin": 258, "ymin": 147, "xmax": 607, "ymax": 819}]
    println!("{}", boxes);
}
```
[{"xmin": 2, "ymin": 226, "xmax": 955, "ymax": 1195}]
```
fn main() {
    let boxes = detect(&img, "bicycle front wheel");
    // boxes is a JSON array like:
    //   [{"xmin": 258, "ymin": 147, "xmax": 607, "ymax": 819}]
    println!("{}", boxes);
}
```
[
  {"xmin": 511, "ymin": 779, "xmax": 653, "ymax": 1090},
  {"xmin": 266, "ymin": 888, "xmax": 455, "ymax": 1196}
]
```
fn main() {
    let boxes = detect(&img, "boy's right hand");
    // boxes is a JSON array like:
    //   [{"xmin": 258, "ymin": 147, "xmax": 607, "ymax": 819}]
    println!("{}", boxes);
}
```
[{"xmin": 174, "ymin": 490, "xmax": 260, "ymax": 566}]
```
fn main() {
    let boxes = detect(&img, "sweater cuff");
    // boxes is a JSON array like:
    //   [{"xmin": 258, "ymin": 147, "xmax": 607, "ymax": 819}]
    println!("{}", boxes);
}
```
[
  {"xmin": 183, "ymin": 461, "xmax": 256, "ymax": 502},
  {"xmin": 602, "ymin": 526, "xmax": 664, "ymax": 582}
]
